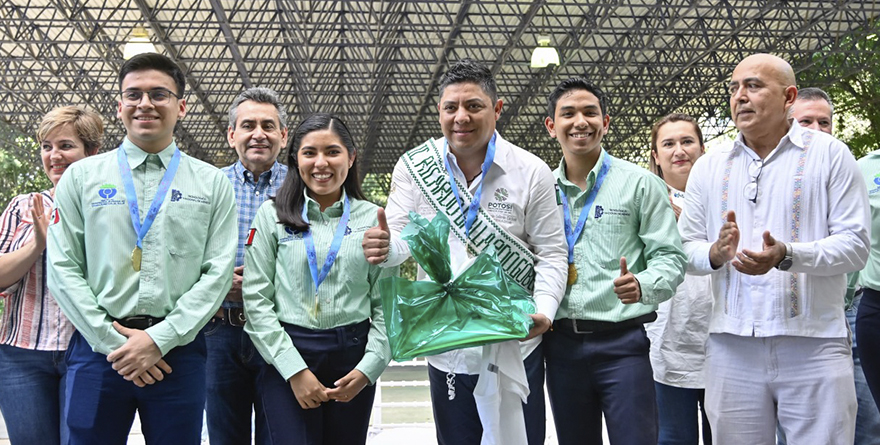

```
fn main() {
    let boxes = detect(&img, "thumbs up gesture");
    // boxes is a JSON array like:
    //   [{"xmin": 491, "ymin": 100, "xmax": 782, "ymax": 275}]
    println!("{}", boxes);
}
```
[
  {"xmin": 362, "ymin": 208, "xmax": 391, "ymax": 265},
  {"xmin": 613, "ymin": 256, "xmax": 641, "ymax": 304}
]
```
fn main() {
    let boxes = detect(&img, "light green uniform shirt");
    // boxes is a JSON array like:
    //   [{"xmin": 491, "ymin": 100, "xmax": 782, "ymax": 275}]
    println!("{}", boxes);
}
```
[
  {"xmin": 554, "ymin": 150, "xmax": 687, "ymax": 322},
  {"xmin": 47, "ymin": 139, "xmax": 237, "ymax": 356},
  {"xmin": 856, "ymin": 151, "xmax": 880, "ymax": 291},
  {"xmin": 243, "ymin": 193, "xmax": 397, "ymax": 383}
]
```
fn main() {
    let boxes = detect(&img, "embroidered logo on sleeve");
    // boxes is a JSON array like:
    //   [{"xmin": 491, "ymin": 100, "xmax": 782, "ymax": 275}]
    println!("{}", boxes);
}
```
[
  {"xmin": 245, "ymin": 228, "xmax": 256, "ymax": 246},
  {"xmin": 50, "ymin": 208, "xmax": 60, "ymax": 225}
]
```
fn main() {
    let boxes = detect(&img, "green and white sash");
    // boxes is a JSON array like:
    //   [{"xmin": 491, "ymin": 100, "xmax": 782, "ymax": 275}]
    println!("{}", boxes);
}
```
[{"xmin": 401, "ymin": 138, "xmax": 538, "ymax": 291}]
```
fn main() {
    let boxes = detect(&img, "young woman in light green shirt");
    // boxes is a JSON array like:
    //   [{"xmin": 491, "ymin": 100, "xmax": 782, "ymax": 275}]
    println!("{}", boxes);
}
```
[{"xmin": 243, "ymin": 113, "xmax": 396, "ymax": 444}]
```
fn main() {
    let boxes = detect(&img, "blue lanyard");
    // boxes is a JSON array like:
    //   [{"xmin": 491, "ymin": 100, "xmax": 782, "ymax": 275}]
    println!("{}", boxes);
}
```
[
  {"xmin": 116, "ymin": 146, "xmax": 181, "ymax": 250},
  {"xmin": 443, "ymin": 132, "xmax": 497, "ymax": 238},
  {"xmin": 301, "ymin": 194, "xmax": 351, "ymax": 295},
  {"xmin": 560, "ymin": 153, "xmax": 611, "ymax": 263}
]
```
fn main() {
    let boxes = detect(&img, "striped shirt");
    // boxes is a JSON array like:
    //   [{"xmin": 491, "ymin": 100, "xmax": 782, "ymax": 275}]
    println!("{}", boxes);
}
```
[
  {"xmin": 221, "ymin": 161, "xmax": 288, "ymax": 268},
  {"xmin": 243, "ymin": 192, "xmax": 398, "ymax": 383},
  {"xmin": 0, "ymin": 191, "xmax": 74, "ymax": 350},
  {"xmin": 554, "ymin": 150, "xmax": 687, "ymax": 322},
  {"xmin": 47, "ymin": 139, "xmax": 238, "ymax": 356}
]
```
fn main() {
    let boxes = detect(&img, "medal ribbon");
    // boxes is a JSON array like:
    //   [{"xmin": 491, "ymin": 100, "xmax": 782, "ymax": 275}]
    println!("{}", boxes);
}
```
[
  {"xmin": 117, "ymin": 145, "xmax": 181, "ymax": 251},
  {"xmin": 443, "ymin": 132, "xmax": 497, "ymax": 238},
  {"xmin": 560, "ymin": 152, "xmax": 612, "ymax": 263},
  {"xmin": 301, "ymin": 194, "xmax": 351, "ymax": 295}
]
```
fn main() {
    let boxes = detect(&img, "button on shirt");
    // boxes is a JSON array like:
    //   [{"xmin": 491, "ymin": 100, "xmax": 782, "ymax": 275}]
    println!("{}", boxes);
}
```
[
  {"xmin": 554, "ymin": 151, "xmax": 686, "ymax": 322},
  {"xmin": 221, "ymin": 160, "xmax": 288, "ymax": 268},
  {"xmin": 383, "ymin": 135, "xmax": 567, "ymax": 375},
  {"xmin": 47, "ymin": 139, "xmax": 238, "ymax": 356},
  {"xmin": 679, "ymin": 123, "xmax": 870, "ymax": 338},
  {"xmin": 0, "ymin": 191, "xmax": 74, "ymax": 350},
  {"xmin": 243, "ymin": 193, "xmax": 398, "ymax": 383}
]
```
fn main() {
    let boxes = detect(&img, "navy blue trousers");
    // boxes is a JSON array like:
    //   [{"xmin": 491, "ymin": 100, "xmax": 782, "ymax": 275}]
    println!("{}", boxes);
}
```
[
  {"xmin": 255, "ymin": 320, "xmax": 375, "ymax": 445},
  {"xmin": 858, "ymin": 287, "xmax": 880, "ymax": 412},
  {"xmin": 427, "ymin": 343, "xmax": 545, "ymax": 445},
  {"xmin": 545, "ymin": 324, "xmax": 658, "ymax": 445},
  {"xmin": 64, "ymin": 330, "xmax": 207, "ymax": 445}
]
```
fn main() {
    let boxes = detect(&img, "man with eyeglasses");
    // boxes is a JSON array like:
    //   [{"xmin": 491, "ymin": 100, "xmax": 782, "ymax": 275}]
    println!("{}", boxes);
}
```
[
  {"xmin": 678, "ymin": 53, "xmax": 870, "ymax": 444},
  {"xmin": 47, "ymin": 53, "xmax": 237, "ymax": 443}
]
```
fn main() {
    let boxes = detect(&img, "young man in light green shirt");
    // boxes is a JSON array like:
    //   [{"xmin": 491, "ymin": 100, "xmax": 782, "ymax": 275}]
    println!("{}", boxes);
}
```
[
  {"xmin": 542, "ymin": 77, "xmax": 686, "ymax": 445},
  {"xmin": 47, "ymin": 53, "xmax": 237, "ymax": 444}
]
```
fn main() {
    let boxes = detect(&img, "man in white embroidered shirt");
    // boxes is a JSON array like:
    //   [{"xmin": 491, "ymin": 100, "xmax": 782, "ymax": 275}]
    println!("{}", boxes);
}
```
[
  {"xmin": 361, "ymin": 58, "xmax": 567, "ymax": 445},
  {"xmin": 678, "ymin": 53, "xmax": 870, "ymax": 444}
]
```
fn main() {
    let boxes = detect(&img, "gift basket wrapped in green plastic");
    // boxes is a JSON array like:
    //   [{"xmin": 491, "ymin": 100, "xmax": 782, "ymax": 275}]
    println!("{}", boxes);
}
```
[{"xmin": 379, "ymin": 212, "xmax": 535, "ymax": 361}]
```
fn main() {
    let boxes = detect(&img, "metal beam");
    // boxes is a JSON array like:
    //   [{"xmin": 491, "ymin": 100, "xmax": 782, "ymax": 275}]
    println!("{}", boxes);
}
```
[{"xmin": 208, "ymin": 0, "xmax": 253, "ymax": 90}]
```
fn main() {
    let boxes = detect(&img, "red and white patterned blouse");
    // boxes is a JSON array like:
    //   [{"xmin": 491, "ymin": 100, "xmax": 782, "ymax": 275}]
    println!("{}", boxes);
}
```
[{"xmin": 0, "ymin": 191, "xmax": 74, "ymax": 350}]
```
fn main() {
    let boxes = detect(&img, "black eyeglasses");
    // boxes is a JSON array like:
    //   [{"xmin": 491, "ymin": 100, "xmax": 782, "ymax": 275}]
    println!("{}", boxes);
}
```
[
  {"xmin": 121, "ymin": 88, "xmax": 180, "ymax": 107},
  {"xmin": 743, "ymin": 158, "xmax": 764, "ymax": 203}
]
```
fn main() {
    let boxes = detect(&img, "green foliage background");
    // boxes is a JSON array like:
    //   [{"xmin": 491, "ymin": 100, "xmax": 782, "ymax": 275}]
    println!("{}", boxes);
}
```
[
  {"xmin": 798, "ymin": 19, "xmax": 880, "ymax": 159},
  {"xmin": 0, "ymin": 122, "xmax": 52, "ymax": 207}
]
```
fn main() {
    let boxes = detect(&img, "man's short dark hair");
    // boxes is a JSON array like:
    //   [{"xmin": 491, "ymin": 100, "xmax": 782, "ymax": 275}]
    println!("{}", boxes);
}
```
[
  {"xmin": 118, "ymin": 53, "xmax": 186, "ymax": 97},
  {"xmin": 547, "ymin": 77, "xmax": 609, "ymax": 119},
  {"xmin": 228, "ymin": 87, "xmax": 288, "ymax": 130},
  {"xmin": 797, "ymin": 87, "xmax": 834, "ymax": 116},
  {"xmin": 438, "ymin": 58, "xmax": 497, "ymax": 102}
]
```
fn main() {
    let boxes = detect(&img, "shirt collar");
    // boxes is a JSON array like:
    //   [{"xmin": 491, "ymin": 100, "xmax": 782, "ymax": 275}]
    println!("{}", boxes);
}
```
[
  {"xmin": 233, "ymin": 160, "xmax": 284, "ymax": 184},
  {"xmin": 121, "ymin": 137, "xmax": 178, "ymax": 169},
  {"xmin": 554, "ymin": 147, "xmax": 608, "ymax": 191},
  {"xmin": 441, "ymin": 131, "xmax": 510, "ymax": 175},
  {"xmin": 303, "ymin": 188, "xmax": 348, "ymax": 218},
  {"xmin": 733, "ymin": 119, "xmax": 805, "ymax": 159}
]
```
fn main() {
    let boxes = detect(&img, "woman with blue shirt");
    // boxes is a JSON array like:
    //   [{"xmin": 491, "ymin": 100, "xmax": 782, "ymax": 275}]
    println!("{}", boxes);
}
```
[{"xmin": 243, "ymin": 113, "xmax": 396, "ymax": 444}]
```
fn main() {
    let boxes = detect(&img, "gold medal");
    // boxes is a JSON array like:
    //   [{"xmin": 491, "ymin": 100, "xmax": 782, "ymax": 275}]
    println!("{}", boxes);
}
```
[
  {"xmin": 567, "ymin": 263, "xmax": 577, "ymax": 286},
  {"xmin": 131, "ymin": 246, "xmax": 142, "ymax": 271}
]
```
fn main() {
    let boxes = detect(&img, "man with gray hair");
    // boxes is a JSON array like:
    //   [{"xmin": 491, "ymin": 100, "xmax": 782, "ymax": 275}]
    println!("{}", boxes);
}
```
[
  {"xmin": 206, "ymin": 87, "xmax": 289, "ymax": 445},
  {"xmin": 792, "ymin": 87, "xmax": 834, "ymax": 134}
]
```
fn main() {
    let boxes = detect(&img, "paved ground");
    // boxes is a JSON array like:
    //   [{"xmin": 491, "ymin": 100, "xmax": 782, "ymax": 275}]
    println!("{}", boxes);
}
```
[{"xmin": 0, "ymin": 361, "xmax": 589, "ymax": 444}]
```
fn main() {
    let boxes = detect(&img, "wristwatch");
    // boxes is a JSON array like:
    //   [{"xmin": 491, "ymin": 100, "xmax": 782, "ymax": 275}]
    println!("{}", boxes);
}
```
[{"xmin": 776, "ymin": 243, "xmax": 793, "ymax": 271}]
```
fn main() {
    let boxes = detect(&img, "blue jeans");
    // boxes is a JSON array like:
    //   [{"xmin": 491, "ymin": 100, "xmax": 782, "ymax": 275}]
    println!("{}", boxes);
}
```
[
  {"xmin": 545, "ymin": 325, "xmax": 658, "ymax": 445},
  {"xmin": 203, "ymin": 319, "xmax": 270, "ymax": 445},
  {"xmin": 427, "ymin": 344, "xmax": 545, "ymax": 445},
  {"xmin": 655, "ymin": 382, "xmax": 711, "ymax": 445},
  {"xmin": 64, "ymin": 330, "xmax": 207, "ymax": 445},
  {"xmin": 0, "ymin": 344, "xmax": 67, "ymax": 445}
]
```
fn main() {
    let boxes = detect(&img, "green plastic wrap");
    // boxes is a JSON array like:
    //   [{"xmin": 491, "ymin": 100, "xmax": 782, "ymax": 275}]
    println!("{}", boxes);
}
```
[{"xmin": 379, "ymin": 211, "xmax": 535, "ymax": 361}]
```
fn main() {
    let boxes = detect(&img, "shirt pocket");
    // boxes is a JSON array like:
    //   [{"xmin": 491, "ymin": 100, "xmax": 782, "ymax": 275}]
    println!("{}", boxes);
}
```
[
  {"xmin": 166, "ymin": 204, "xmax": 211, "ymax": 258},
  {"xmin": 586, "ymin": 219, "xmax": 625, "ymax": 271}
]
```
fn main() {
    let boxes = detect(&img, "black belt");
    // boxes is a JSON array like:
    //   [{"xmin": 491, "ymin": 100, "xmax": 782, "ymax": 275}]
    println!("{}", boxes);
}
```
[
  {"xmin": 115, "ymin": 316, "xmax": 165, "ymax": 330},
  {"xmin": 554, "ymin": 312, "xmax": 657, "ymax": 335},
  {"xmin": 213, "ymin": 307, "xmax": 246, "ymax": 327}
]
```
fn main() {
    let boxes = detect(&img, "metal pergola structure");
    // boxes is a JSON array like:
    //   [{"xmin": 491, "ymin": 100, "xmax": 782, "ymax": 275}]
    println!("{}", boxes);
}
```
[{"xmin": 1, "ymin": 0, "xmax": 878, "ymax": 193}]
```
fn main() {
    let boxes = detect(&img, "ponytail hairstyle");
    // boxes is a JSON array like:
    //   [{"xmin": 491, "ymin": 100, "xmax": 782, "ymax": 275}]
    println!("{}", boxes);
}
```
[{"xmin": 273, "ymin": 113, "xmax": 366, "ymax": 231}]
